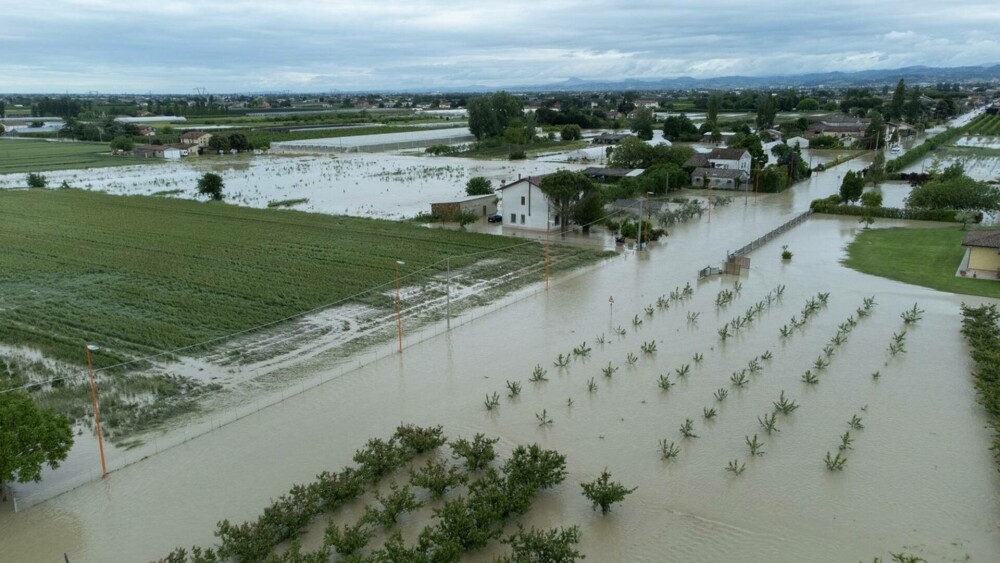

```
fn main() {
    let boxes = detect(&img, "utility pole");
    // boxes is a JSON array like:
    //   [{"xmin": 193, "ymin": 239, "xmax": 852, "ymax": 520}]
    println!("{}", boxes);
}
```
[{"xmin": 85, "ymin": 345, "xmax": 108, "ymax": 479}]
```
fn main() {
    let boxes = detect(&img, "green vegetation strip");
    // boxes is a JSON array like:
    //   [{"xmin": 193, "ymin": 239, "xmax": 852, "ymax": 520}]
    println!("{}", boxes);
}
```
[
  {"xmin": 0, "ymin": 139, "xmax": 144, "ymax": 174},
  {"xmin": 887, "ymin": 114, "xmax": 981, "ymax": 174},
  {"xmin": 158, "ymin": 425, "xmax": 585, "ymax": 562},
  {"xmin": 843, "ymin": 227, "xmax": 1000, "ymax": 298},
  {"xmin": 0, "ymin": 189, "xmax": 609, "ymax": 368},
  {"xmin": 960, "ymin": 305, "xmax": 1000, "ymax": 473}
]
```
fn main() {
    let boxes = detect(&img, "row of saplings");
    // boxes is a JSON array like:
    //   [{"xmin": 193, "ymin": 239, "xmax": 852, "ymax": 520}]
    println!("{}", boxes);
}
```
[{"xmin": 156, "ymin": 424, "xmax": 634, "ymax": 562}]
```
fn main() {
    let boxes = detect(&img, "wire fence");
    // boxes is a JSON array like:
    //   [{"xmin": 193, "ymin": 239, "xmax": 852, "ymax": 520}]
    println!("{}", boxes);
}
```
[
  {"xmin": 729, "ymin": 210, "xmax": 813, "ymax": 258},
  {"xmin": 6, "ymin": 239, "xmax": 622, "ymax": 510}
]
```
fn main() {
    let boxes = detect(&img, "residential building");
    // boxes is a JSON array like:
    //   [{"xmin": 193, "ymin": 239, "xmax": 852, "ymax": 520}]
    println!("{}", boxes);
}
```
[
  {"xmin": 684, "ymin": 148, "xmax": 752, "ymax": 174},
  {"xmin": 497, "ymin": 175, "xmax": 552, "ymax": 230},
  {"xmin": 180, "ymin": 131, "xmax": 212, "ymax": 147}
]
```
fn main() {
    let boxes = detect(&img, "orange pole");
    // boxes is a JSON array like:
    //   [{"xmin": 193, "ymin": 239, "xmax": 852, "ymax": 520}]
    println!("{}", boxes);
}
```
[
  {"xmin": 545, "ymin": 217, "xmax": 550, "ymax": 290},
  {"xmin": 395, "ymin": 262, "xmax": 403, "ymax": 353},
  {"xmin": 85, "ymin": 346, "xmax": 108, "ymax": 479}
]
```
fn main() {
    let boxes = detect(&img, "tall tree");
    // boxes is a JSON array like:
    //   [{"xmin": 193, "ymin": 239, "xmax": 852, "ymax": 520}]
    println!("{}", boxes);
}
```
[
  {"xmin": 465, "ymin": 176, "xmax": 493, "ymax": 196},
  {"xmin": 197, "ymin": 172, "xmax": 225, "ymax": 201},
  {"xmin": 862, "ymin": 111, "xmax": 886, "ymax": 149},
  {"xmin": 467, "ymin": 96, "xmax": 499, "ymax": 140},
  {"xmin": 706, "ymin": 94, "xmax": 720, "ymax": 126},
  {"xmin": 868, "ymin": 150, "xmax": 886, "ymax": 188},
  {"xmin": 662, "ymin": 114, "xmax": 699, "ymax": 141},
  {"xmin": 629, "ymin": 107, "xmax": 654, "ymax": 140},
  {"xmin": 839, "ymin": 170, "xmax": 865, "ymax": 203},
  {"xmin": 906, "ymin": 169, "xmax": 1000, "ymax": 213},
  {"xmin": 609, "ymin": 137, "xmax": 654, "ymax": 168},
  {"xmin": 890, "ymin": 79, "xmax": 906, "ymax": 121},
  {"xmin": 540, "ymin": 171, "xmax": 595, "ymax": 237},
  {"xmin": 1, "ymin": 392, "xmax": 74, "ymax": 488},
  {"xmin": 756, "ymin": 93, "xmax": 777, "ymax": 129},
  {"xmin": 905, "ymin": 87, "xmax": 922, "ymax": 124},
  {"xmin": 467, "ymin": 92, "xmax": 523, "ymax": 141}
]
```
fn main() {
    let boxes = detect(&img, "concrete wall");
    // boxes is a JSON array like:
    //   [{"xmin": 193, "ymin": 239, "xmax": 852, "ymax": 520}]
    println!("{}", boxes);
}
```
[{"xmin": 968, "ymin": 247, "xmax": 1000, "ymax": 271}]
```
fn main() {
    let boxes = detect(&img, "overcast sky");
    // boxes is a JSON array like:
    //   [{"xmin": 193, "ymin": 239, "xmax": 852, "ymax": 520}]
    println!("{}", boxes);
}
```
[{"xmin": 3, "ymin": 0, "xmax": 999, "ymax": 93}]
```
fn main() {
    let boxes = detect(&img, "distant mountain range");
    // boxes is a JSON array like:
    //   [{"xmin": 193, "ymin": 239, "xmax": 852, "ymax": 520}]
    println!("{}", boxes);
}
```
[{"xmin": 416, "ymin": 64, "xmax": 1000, "ymax": 94}]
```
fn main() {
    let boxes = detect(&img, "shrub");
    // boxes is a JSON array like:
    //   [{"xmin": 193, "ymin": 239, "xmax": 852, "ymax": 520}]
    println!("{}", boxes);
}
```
[{"xmin": 26, "ymin": 172, "xmax": 47, "ymax": 188}]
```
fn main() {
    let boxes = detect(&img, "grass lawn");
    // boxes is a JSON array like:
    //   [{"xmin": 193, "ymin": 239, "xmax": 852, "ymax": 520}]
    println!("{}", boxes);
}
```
[
  {"xmin": 0, "ymin": 189, "xmax": 609, "ymax": 368},
  {"xmin": 0, "ymin": 139, "xmax": 147, "ymax": 174},
  {"xmin": 843, "ymin": 226, "xmax": 1000, "ymax": 299}
]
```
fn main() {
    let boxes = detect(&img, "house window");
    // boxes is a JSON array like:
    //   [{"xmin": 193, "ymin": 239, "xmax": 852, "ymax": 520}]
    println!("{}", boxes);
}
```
[
  {"xmin": 510, "ymin": 213, "xmax": 516, "ymax": 223},
  {"xmin": 520, "ymin": 214, "xmax": 525, "ymax": 225},
  {"xmin": 521, "ymin": 196, "xmax": 526, "ymax": 205}
]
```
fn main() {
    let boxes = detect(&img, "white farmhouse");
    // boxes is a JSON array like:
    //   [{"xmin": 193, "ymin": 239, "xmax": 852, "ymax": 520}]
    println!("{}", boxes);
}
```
[
  {"xmin": 706, "ymin": 148, "xmax": 751, "ymax": 173},
  {"xmin": 497, "ymin": 175, "xmax": 553, "ymax": 230}
]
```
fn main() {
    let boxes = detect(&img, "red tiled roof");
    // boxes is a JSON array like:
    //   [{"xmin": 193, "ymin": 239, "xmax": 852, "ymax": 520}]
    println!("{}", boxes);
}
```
[{"xmin": 963, "ymin": 230, "xmax": 1000, "ymax": 249}]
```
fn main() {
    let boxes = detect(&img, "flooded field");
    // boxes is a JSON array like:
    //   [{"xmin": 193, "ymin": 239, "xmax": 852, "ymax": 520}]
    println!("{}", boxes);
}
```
[
  {"xmin": 0, "ymin": 153, "xmax": 585, "ymax": 219},
  {"xmin": 3, "ymin": 147, "xmax": 998, "ymax": 561}
]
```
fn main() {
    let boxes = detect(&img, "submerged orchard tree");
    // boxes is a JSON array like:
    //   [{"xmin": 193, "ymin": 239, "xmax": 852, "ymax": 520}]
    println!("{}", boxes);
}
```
[{"xmin": 580, "ymin": 468, "xmax": 637, "ymax": 515}]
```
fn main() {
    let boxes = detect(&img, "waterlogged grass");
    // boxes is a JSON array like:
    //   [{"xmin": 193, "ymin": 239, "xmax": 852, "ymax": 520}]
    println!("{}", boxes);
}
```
[
  {"xmin": 0, "ymin": 139, "xmax": 144, "ymax": 174},
  {"xmin": 0, "ymin": 189, "xmax": 610, "ymax": 367},
  {"xmin": 844, "ymin": 227, "xmax": 1000, "ymax": 299}
]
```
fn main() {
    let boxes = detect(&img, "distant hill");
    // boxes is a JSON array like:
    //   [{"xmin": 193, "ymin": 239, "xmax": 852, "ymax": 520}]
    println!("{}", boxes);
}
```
[{"xmin": 415, "ymin": 64, "xmax": 1000, "ymax": 93}]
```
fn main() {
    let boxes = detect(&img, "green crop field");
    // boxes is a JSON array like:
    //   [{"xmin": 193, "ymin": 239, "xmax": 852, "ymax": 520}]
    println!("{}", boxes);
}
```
[
  {"xmin": 0, "ymin": 139, "xmax": 146, "ymax": 174},
  {"xmin": 966, "ymin": 113, "xmax": 1000, "ymax": 136},
  {"xmin": 0, "ymin": 189, "xmax": 609, "ymax": 368},
  {"xmin": 843, "ymin": 226, "xmax": 1000, "ymax": 299}
]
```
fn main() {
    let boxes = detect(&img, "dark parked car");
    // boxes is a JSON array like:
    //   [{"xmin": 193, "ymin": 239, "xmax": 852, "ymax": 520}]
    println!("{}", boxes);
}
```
[{"xmin": 487, "ymin": 214, "xmax": 503, "ymax": 223}]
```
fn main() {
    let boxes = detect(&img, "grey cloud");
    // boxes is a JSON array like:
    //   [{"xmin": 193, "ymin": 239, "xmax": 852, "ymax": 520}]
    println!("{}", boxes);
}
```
[{"xmin": 2, "ymin": 0, "xmax": 998, "ymax": 92}]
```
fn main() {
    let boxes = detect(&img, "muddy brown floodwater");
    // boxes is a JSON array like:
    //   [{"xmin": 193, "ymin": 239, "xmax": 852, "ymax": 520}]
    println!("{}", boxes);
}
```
[{"xmin": 3, "ymin": 138, "xmax": 999, "ymax": 562}]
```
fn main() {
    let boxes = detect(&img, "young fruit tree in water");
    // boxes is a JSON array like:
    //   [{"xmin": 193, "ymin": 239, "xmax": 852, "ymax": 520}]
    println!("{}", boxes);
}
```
[{"xmin": 580, "ymin": 468, "xmax": 637, "ymax": 514}]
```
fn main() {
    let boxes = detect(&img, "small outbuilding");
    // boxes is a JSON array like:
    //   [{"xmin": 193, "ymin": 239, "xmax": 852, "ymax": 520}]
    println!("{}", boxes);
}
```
[
  {"xmin": 430, "ymin": 194, "xmax": 497, "ymax": 221},
  {"xmin": 962, "ymin": 230, "xmax": 1000, "ymax": 275},
  {"xmin": 591, "ymin": 133, "xmax": 632, "ymax": 145},
  {"xmin": 691, "ymin": 167, "xmax": 750, "ymax": 190}
]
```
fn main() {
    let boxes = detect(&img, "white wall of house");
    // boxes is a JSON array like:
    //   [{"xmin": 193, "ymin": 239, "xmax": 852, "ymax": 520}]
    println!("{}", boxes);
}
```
[
  {"xmin": 162, "ymin": 148, "xmax": 182, "ymax": 159},
  {"xmin": 499, "ymin": 179, "xmax": 551, "ymax": 230},
  {"xmin": 786, "ymin": 136, "xmax": 810, "ymax": 149},
  {"xmin": 708, "ymin": 152, "xmax": 751, "ymax": 173}
]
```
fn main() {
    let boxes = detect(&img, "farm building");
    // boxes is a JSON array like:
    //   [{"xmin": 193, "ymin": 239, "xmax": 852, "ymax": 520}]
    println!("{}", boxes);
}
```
[
  {"xmin": 591, "ymin": 133, "xmax": 632, "ymax": 145},
  {"xmin": 582, "ymin": 167, "xmax": 643, "ymax": 182},
  {"xmin": 134, "ymin": 144, "xmax": 182, "ymax": 159},
  {"xmin": 429, "ymin": 194, "xmax": 497, "ymax": 221},
  {"xmin": 497, "ymin": 175, "xmax": 554, "ymax": 230},
  {"xmin": 962, "ymin": 230, "xmax": 1000, "ymax": 275}
]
